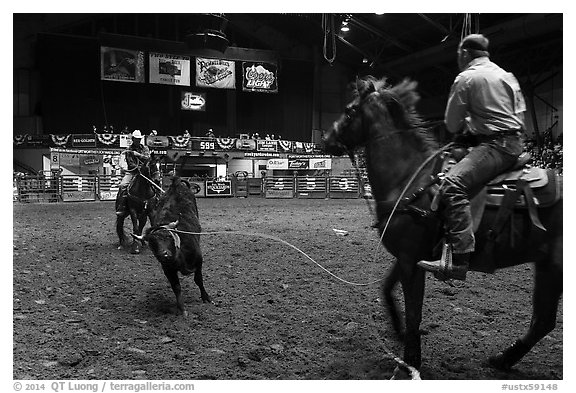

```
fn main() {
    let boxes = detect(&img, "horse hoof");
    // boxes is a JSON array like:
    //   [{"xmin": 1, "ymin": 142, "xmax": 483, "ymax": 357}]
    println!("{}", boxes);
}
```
[
  {"xmin": 390, "ymin": 366, "xmax": 410, "ymax": 380},
  {"xmin": 488, "ymin": 354, "xmax": 512, "ymax": 371}
]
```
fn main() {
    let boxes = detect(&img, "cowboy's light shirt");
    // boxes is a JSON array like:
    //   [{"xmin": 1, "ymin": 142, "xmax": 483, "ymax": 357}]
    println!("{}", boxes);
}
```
[{"xmin": 445, "ymin": 57, "xmax": 526, "ymax": 136}]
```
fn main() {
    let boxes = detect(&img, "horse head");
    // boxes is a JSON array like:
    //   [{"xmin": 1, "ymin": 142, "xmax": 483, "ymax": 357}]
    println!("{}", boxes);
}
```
[
  {"xmin": 127, "ymin": 153, "xmax": 163, "ymax": 201},
  {"xmin": 322, "ymin": 76, "xmax": 421, "ymax": 156}
]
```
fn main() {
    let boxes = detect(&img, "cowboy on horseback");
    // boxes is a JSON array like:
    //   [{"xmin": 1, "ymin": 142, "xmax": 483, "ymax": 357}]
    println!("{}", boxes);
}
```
[
  {"xmin": 418, "ymin": 34, "xmax": 526, "ymax": 281},
  {"xmin": 116, "ymin": 129, "xmax": 152, "ymax": 215}
]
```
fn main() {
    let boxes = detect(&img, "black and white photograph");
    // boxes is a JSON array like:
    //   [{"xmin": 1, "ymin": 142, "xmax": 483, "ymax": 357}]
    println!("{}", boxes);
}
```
[{"xmin": 9, "ymin": 5, "xmax": 567, "ymax": 389}]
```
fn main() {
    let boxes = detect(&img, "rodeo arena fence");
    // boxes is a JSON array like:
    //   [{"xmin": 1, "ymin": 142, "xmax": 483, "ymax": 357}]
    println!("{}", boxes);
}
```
[{"xmin": 14, "ymin": 174, "xmax": 371, "ymax": 203}]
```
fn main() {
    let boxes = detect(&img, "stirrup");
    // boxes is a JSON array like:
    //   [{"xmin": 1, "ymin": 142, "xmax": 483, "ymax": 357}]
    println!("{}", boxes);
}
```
[{"xmin": 417, "ymin": 242, "xmax": 466, "ymax": 281}]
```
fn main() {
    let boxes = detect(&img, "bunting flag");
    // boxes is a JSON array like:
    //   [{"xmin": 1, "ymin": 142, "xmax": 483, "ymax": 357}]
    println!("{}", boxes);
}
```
[
  {"xmin": 169, "ymin": 135, "xmax": 190, "ymax": 149},
  {"xmin": 50, "ymin": 134, "xmax": 71, "ymax": 146},
  {"xmin": 304, "ymin": 143, "xmax": 316, "ymax": 153},
  {"xmin": 96, "ymin": 133, "xmax": 119, "ymax": 146},
  {"xmin": 14, "ymin": 135, "xmax": 28, "ymax": 145},
  {"xmin": 278, "ymin": 140, "xmax": 293, "ymax": 152},
  {"xmin": 216, "ymin": 137, "xmax": 236, "ymax": 150}
]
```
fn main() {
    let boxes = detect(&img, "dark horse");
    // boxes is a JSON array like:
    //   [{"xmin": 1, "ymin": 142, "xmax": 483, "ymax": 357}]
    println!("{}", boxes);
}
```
[
  {"xmin": 115, "ymin": 153, "xmax": 162, "ymax": 254},
  {"xmin": 323, "ymin": 77, "xmax": 562, "ymax": 378}
]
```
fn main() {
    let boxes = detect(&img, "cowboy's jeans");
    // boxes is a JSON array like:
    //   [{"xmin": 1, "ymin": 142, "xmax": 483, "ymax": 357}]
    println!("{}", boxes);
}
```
[{"xmin": 440, "ymin": 134, "xmax": 523, "ymax": 254}]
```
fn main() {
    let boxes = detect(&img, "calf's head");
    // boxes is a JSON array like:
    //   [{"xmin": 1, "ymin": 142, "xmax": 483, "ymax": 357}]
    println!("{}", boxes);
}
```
[
  {"xmin": 147, "ymin": 230, "xmax": 178, "ymax": 263},
  {"xmin": 131, "ymin": 220, "xmax": 180, "ymax": 264}
]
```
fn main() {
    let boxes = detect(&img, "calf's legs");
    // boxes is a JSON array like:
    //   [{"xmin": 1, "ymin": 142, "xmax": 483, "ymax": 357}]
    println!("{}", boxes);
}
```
[{"xmin": 162, "ymin": 267, "xmax": 187, "ymax": 316}]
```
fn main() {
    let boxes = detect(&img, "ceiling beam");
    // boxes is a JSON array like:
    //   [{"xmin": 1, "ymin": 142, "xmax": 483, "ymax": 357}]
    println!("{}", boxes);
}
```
[
  {"xmin": 417, "ymin": 14, "xmax": 450, "ymax": 35},
  {"xmin": 380, "ymin": 13, "xmax": 562, "ymax": 75},
  {"xmin": 348, "ymin": 15, "xmax": 412, "ymax": 52},
  {"xmin": 225, "ymin": 14, "xmax": 313, "ymax": 61}
]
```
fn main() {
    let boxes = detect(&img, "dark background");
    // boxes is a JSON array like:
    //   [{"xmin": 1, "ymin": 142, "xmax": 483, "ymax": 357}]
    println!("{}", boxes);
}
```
[{"xmin": 35, "ymin": 33, "xmax": 313, "ymax": 140}]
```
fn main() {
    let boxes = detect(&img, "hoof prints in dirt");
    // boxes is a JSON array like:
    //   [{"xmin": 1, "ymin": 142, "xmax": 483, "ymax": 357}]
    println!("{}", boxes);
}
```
[{"xmin": 13, "ymin": 199, "xmax": 563, "ymax": 379}]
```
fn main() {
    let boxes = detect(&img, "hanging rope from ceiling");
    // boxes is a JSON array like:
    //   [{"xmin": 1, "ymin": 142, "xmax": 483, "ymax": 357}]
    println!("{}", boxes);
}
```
[
  {"xmin": 461, "ymin": 13, "xmax": 480, "ymax": 40},
  {"xmin": 322, "ymin": 13, "xmax": 336, "ymax": 65}
]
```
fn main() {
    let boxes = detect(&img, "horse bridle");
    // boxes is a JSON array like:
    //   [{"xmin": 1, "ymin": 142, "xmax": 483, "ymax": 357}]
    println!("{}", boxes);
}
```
[
  {"xmin": 126, "ymin": 160, "xmax": 164, "ymax": 202},
  {"xmin": 334, "ymin": 92, "xmax": 456, "ymax": 230}
]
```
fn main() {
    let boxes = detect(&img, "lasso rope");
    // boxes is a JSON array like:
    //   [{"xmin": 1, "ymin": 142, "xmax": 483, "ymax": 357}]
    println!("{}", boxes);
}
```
[
  {"xmin": 163, "ymin": 228, "xmax": 384, "ymax": 287},
  {"xmin": 350, "ymin": 143, "xmax": 454, "ymax": 265},
  {"xmin": 138, "ymin": 172, "xmax": 165, "ymax": 194},
  {"xmin": 154, "ymin": 226, "xmax": 421, "ymax": 379},
  {"xmin": 374, "ymin": 143, "xmax": 454, "ymax": 256}
]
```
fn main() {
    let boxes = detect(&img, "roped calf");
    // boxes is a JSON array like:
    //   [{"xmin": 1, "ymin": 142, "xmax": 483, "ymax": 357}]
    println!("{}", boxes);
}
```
[{"xmin": 133, "ymin": 177, "xmax": 211, "ymax": 316}]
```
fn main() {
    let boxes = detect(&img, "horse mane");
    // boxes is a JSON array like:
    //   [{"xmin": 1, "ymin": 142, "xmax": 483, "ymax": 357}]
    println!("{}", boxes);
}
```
[{"xmin": 354, "ymin": 76, "xmax": 439, "ymax": 152}]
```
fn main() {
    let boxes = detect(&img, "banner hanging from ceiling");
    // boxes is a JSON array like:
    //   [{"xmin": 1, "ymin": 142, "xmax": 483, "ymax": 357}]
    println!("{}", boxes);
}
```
[
  {"xmin": 100, "ymin": 47, "xmax": 145, "ymax": 83},
  {"xmin": 242, "ymin": 61, "xmax": 278, "ymax": 93},
  {"xmin": 195, "ymin": 57, "xmax": 236, "ymax": 89},
  {"xmin": 149, "ymin": 52, "xmax": 191, "ymax": 86}
]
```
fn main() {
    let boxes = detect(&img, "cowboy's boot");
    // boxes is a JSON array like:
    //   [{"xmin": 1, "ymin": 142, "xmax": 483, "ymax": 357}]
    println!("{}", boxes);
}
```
[{"xmin": 417, "ymin": 242, "xmax": 469, "ymax": 281}]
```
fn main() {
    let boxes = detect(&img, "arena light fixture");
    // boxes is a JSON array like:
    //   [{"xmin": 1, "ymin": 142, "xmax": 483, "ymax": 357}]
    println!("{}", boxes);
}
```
[{"xmin": 340, "ymin": 20, "xmax": 350, "ymax": 32}]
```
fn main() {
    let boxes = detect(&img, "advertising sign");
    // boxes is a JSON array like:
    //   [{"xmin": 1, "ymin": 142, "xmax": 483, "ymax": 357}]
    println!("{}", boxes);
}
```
[
  {"xmin": 257, "ymin": 140, "xmax": 278, "ymax": 152},
  {"xmin": 101, "ymin": 47, "xmax": 145, "ymax": 83},
  {"xmin": 205, "ymin": 180, "xmax": 232, "ymax": 197},
  {"xmin": 120, "ymin": 135, "xmax": 131, "ymax": 148},
  {"xmin": 266, "ymin": 158, "xmax": 288, "ymax": 170},
  {"xmin": 82, "ymin": 154, "xmax": 101, "ymax": 167},
  {"xmin": 72, "ymin": 134, "xmax": 97, "ymax": 148},
  {"xmin": 288, "ymin": 158, "xmax": 309, "ymax": 170},
  {"xmin": 181, "ymin": 91, "xmax": 206, "ymax": 111},
  {"xmin": 146, "ymin": 136, "xmax": 170, "ymax": 148},
  {"xmin": 242, "ymin": 61, "xmax": 278, "ymax": 93},
  {"xmin": 149, "ymin": 52, "xmax": 191, "ymax": 85},
  {"xmin": 196, "ymin": 57, "xmax": 236, "ymax": 89},
  {"xmin": 310, "ymin": 158, "xmax": 332, "ymax": 170},
  {"xmin": 236, "ymin": 139, "xmax": 257, "ymax": 151}
]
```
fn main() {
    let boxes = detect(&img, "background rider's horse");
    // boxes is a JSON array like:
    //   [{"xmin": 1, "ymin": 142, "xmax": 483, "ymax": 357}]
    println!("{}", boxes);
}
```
[
  {"xmin": 115, "ymin": 153, "xmax": 162, "ymax": 254},
  {"xmin": 323, "ymin": 76, "xmax": 562, "ymax": 378}
]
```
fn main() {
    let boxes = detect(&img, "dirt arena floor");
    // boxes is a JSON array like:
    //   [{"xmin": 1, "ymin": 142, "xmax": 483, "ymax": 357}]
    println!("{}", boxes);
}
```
[{"xmin": 13, "ymin": 197, "xmax": 563, "ymax": 380}]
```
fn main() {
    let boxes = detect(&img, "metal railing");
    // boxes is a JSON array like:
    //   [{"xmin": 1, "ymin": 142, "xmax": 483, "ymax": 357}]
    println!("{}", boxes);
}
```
[{"xmin": 14, "ymin": 175, "xmax": 367, "ymax": 203}]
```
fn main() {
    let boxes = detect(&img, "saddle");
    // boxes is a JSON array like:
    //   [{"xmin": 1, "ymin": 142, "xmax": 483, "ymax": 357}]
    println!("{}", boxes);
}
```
[
  {"xmin": 469, "ymin": 153, "xmax": 561, "ymax": 233},
  {"xmin": 376, "ymin": 151, "xmax": 561, "ymax": 239}
]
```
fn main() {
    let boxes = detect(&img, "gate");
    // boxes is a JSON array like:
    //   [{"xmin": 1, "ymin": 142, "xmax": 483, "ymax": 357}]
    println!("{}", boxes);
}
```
[
  {"xmin": 247, "ymin": 178, "xmax": 263, "ymax": 196},
  {"xmin": 97, "ymin": 175, "xmax": 121, "ymax": 200},
  {"xmin": 295, "ymin": 176, "xmax": 327, "ymax": 199},
  {"xmin": 231, "ymin": 171, "xmax": 248, "ymax": 197},
  {"xmin": 328, "ymin": 176, "xmax": 360, "ymax": 199},
  {"xmin": 15, "ymin": 175, "xmax": 59, "ymax": 203},
  {"xmin": 60, "ymin": 175, "xmax": 97, "ymax": 202},
  {"xmin": 264, "ymin": 177, "xmax": 294, "ymax": 198}
]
